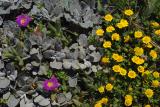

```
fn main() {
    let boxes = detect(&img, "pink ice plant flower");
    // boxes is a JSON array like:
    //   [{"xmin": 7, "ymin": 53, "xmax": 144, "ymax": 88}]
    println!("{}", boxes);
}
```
[
  {"xmin": 16, "ymin": 14, "xmax": 31, "ymax": 27},
  {"xmin": 43, "ymin": 76, "xmax": 60, "ymax": 91}
]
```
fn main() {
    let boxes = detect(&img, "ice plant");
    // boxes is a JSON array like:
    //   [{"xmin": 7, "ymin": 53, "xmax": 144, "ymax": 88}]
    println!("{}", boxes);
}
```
[
  {"xmin": 16, "ymin": 14, "xmax": 31, "ymax": 27},
  {"xmin": 43, "ymin": 76, "xmax": 60, "ymax": 91}
]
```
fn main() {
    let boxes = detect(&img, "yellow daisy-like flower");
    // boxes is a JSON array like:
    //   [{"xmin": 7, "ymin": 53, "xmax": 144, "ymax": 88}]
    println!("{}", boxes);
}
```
[
  {"xmin": 149, "ymin": 50, "xmax": 157, "ymax": 59},
  {"xmin": 96, "ymin": 28, "xmax": 104, "ymax": 36},
  {"xmin": 151, "ymin": 21, "xmax": 159, "ymax": 27},
  {"xmin": 104, "ymin": 14, "xmax": 113, "ymax": 22},
  {"xmin": 103, "ymin": 41, "xmax": 112, "ymax": 48},
  {"xmin": 112, "ymin": 65, "xmax": 121, "ymax": 72},
  {"xmin": 128, "ymin": 70, "xmax": 137, "ymax": 78},
  {"xmin": 124, "ymin": 35, "xmax": 130, "ymax": 42},
  {"xmin": 132, "ymin": 56, "xmax": 144, "ymax": 65},
  {"xmin": 152, "ymin": 80, "xmax": 159, "ymax": 87},
  {"xmin": 116, "ymin": 19, "xmax": 129, "ymax": 28},
  {"xmin": 153, "ymin": 71, "xmax": 159, "ymax": 78},
  {"xmin": 101, "ymin": 56, "xmax": 109, "ymax": 63},
  {"xmin": 106, "ymin": 26, "xmax": 115, "ymax": 32},
  {"xmin": 124, "ymin": 99, "xmax": 132, "ymax": 106},
  {"xmin": 111, "ymin": 33, "xmax": 120, "ymax": 41},
  {"xmin": 98, "ymin": 86, "xmax": 105, "ymax": 93},
  {"xmin": 120, "ymin": 68, "xmax": 127, "ymax": 76},
  {"xmin": 145, "ymin": 89, "xmax": 154, "ymax": 98},
  {"xmin": 142, "ymin": 36, "xmax": 151, "ymax": 44},
  {"xmin": 94, "ymin": 102, "xmax": 102, "ymax": 107},
  {"xmin": 124, "ymin": 9, "xmax": 134, "ymax": 16},
  {"xmin": 100, "ymin": 98, "xmax": 108, "ymax": 104},
  {"xmin": 154, "ymin": 29, "xmax": 160, "ymax": 35},
  {"xmin": 134, "ymin": 31, "xmax": 143, "ymax": 38},
  {"xmin": 105, "ymin": 83, "xmax": 113, "ymax": 91},
  {"xmin": 144, "ymin": 104, "xmax": 151, "ymax": 107},
  {"xmin": 112, "ymin": 53, "xmax": 124, "ymax": 62},
  {"xmin": 137, "ymin": 66, "xmax": 145, "ymax": 73},
  {"xmin": 125, "ymin": 95, "xmax": 133, "ymax": 101},
  {"xmin": 134, "ymin": 47, "xmax": 144, "ymax": 56},
  {"xmin": 146, "ymin": 43, "xmax": 153, "ymax": 48}
]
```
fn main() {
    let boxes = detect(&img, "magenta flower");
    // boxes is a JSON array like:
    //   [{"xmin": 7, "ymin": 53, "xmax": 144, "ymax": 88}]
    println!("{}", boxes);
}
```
[
  {"xmin": 43, "ymin": 76, "xmax": 60, "ymax": 91},
  {"xmin": 16, "ymin": 14, "xmax": 31, "ymax": 27}
]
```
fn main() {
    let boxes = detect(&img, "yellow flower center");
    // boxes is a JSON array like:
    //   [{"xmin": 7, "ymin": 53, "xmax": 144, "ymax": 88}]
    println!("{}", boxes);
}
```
[
  {"xmin": 20, "ymin": 18, "xmax": 26, "ymax": 25},
  {"xmin": 47, "ymin": 82, "xmax": 54, "ymax": 87}
]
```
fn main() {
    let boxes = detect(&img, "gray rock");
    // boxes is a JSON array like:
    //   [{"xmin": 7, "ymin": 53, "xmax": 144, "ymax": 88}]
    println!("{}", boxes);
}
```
[
  {"xmin": 7, "ymin": 70, "xmax": 17, "ymax": 81},
  {"xmin": 103, "ymin": 68, "xmax": 110, "ymax": 73},
  {"xmin": 79, "ymin": 47, "xmax": 86, "ymax": 59},
  {"xmin": 7, "ymin": 95, "xmax": 20, "ymax": 107},
  {"xmin": 90, "ymin": 51, "xmax": 101, "ymax": 62},
  {"xmin": 89, "ymin": 45, "xmax": 96, "ymax": 51},
  {"xmin": 39, "ymin": 98, "xmax": 50, "ymax": 106},
  {"xmin": 77, "ymin": 34, "xmax": 88, "ymax": 47},
  {"xmin": 0, "ymin": 78, "xmax": 10, "ymax": 88},
  {"xmin": 50, "ymin": 61, "xmax": 62, "ymax": 69},
  {"xmin": 57, "ymin": 93, "xmax": 66, "ymax": 104},
  {"xmin": 0, "ymin": 72, "xmax": 5, "ymax": 77},
  {"xmin": 63, "ymin": 59, "xmax": 72, "ymax": 69},
  {"xmin": 68, "ymin": 77, "xmax": 77, "ymax": 87},
  {"xmin": 69, "ymin": 43, "xmax": 79, "ymax": 49}
]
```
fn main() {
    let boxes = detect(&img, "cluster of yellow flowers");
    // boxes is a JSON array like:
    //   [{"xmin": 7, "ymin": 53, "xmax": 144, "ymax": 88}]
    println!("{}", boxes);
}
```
[
  {"xmin": 94, "ymin": 8, "xmax": 160, "ymax": 106},
  {"xmin": 98, "ymin": 83, "xmax": 113, "ymax": 93}
]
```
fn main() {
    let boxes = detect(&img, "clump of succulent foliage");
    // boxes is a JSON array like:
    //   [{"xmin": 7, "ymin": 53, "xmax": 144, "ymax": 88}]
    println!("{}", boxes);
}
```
[{"xmin": 0, "ymin": 0, "xmax": 160, "ymax": 107}]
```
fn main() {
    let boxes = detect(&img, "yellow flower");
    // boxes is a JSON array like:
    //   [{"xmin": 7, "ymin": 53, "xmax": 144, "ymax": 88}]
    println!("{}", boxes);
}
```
[
  {"xmin": 104, "ymin": 14, "xmax": 113, "ymax": 21},
  {"xmin": 153, "ymin": 71, "xmax": 159, "ymax": 78},
  {"xmin": 120, "ymin": 68, "xmax": 127, "ymax": 76},
  {"xmin": 101, "ymin": 57, "xmax": 109, "ymax": 63},
  {"xmin": 96, "ymin": 28, "xmax": 104, "ymax": 36},
  {"xmin": 152, "ymin": 80, "xmax": 159, "ymax": 87},
  {"xmin": 116, "ymin": 19, "xmax": 128, "ymax": 28},
  {"xmin": 128, "ymin": 70, "xmax": 137, "ymax": 78},
  {"xmin": 142, "ymin": 36, "xmax": 151, "ymax": 44},
  {"xmin": 145, "ymin": 89, "xmax": 154, "ymax": 98},
  {"xmin": 137, "ymin": 66, "xmax": 145, "ymax": 73},
  {"xmin": 146, "ymin": 43, "xmax": 153, "ymax": 48},
  {"xmin": 100, "ymin": 98, "xmax": 108, "ymax": 104},
  {"xmin": 112, "ymin": 53, "xmax": 124, "ymax": 62},
  {"xmin": 149, "ymin": 50, "xmax": 157, "ymax": 59},
  {"xmin": 106, "ymin": 26, "xmax": 115, "ymax": 32},
  {"xmin": 144, "ymin": 104, "xmax": 151, "ymax": 107},
  {"xmin": 94, "ymin": 103, "xmax": 102, "ymax": 107},
  {"xmin": 103, "ymin": 41, "xmax": 112, "ymax": 48},
  {"xmin": 124, "ymin": 35, "xmax": 130, "ymax": 42},
  {"xmin": 125, "ymin": 95, "xmax": 133, "ymax": 101},
  {"xmin": 132, "ymin": 56, "xmax": 144, "ymax": 65},
  {"xmin": 105, "ymin": 83, "xmax": 113, "ymax": 91},
  {"xmin": 154, "ymin": 29, "xmax": 160, "ymax": 35},
  {"xmin": 112, "ymin": 65, "xmax": 121, "ymax": 72},
  {"xmin": 111, "ymin": 33, "xmax": 120, "ymax": 41},
  {"xmin": 98, "ymin": 86, "xmax": 105, "ymax": 93},
  {"xmin": 124, "ymin": 99, "xmax": 132, "ymax": 106},
  {"xmin": 151, "ymin": 21, "xmax": 159, "ymax": 27},
  {"xmin": 134, "ymin": 31, "xmax": 143, "ymax": 38},
  {"xmin": 124, "ymin": 9, "xmax": 134, "ymax": 16},
  {"xmin": 134, "ymin": 47, "xmax": 144, "ymax": 56}
]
